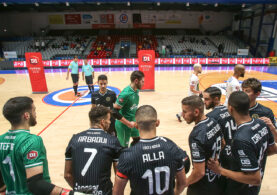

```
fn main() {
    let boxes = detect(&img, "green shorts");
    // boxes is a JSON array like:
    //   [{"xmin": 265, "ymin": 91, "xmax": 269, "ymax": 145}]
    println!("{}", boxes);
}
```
[{"xmin": 115, "ymin": 120, "xmax": 139, "ymax": 147}]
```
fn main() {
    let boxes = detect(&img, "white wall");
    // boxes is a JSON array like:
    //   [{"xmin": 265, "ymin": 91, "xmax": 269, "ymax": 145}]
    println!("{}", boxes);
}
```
[{"xmin": 0, "ymin": 10, "xmax": 233, "ymax": 36}]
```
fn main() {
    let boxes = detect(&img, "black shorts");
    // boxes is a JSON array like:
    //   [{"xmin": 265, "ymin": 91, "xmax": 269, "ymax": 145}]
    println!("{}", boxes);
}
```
[
  {"xmin": 85, "ymin": 75, "xmax": 93, "ymax": 85},
  {"xmin": 71, "ymin": 74, "xmax": 79, "ymax": 83}
]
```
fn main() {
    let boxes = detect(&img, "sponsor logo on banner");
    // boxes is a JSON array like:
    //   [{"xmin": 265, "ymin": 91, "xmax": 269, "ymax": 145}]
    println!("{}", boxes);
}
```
[
  {"xmin": 120, "ymin": 14, "xmax": 128, "ymax": 23},
  {"xmin": 30, "ymin": 56, "xmax": 39, "ymax": 65},
  {"xmin": 237, "ymin": 58, "xmax": 243, "ymax": 64},
  {"xmin": 43, "ymin": 85, "xmax": 120, "ymax": 107},
  {"xmin": 208, "ymin": 58, "xmax": 220, "ymax": 64},
  {"xmin": 142, "ymin": 54, "xmax": 152, "ymax": 63},
  {"xmin": 27, "ymin": 151, "xmax": 38, "ymax": 160}
]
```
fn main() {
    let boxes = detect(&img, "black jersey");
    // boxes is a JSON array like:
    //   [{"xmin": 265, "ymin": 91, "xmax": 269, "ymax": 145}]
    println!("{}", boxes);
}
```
[
  {"xmin": 91, "ymin": 89, "xmax": 117, "ymax": 134},
  {"xmin": 91, "ymin": 89, "xmax": 117, "ymax": 109},
  {"xmin": 65, "ymin": 128, "xmax": 121, "ymax": 194},
  {"xmin": 249, "ymin": 103, "xmax": 277, "ymax": 128},
  {"xmin": 116, "ymin": 136, "xmax": 185, "ymax": 195},
  {"xmin": 207, "ymin": 105, "xmax": 236, "ymax": 168},
  {"xmin": 226, "ymin": 119, "xmax": 275, "ymax": 195},
  {"xmin": 188, "ymin": 117, "xmax": 223, "ymax": 195}
]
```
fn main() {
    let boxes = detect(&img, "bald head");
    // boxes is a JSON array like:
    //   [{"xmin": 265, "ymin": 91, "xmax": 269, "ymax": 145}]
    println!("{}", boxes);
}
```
[
  {"xmin": 135, "ymin": 105, "xmax": 157, "ymax": 131},
  {"xmin": 234, "ymin": 64, "xmax": 245, "ymax": 78},
  {"xmin": 193, "ymin": 63, "xmax": 202, "ymax": 74}
]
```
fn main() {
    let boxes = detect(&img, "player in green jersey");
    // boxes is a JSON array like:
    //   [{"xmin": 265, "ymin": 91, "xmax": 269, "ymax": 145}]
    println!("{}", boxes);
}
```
[
  {"xmin": 0, "ymin": 96, "xmax": 84, "ymax": 195},
  {"xmin": 112, "ymin": 71, "xmax": 144, "ymax": 147}
]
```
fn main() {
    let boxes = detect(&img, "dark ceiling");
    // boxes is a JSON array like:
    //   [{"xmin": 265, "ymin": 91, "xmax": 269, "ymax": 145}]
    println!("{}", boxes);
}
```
[{"xmin": 0, "ymin": 3, "xmax": 249, "ymax": 12}]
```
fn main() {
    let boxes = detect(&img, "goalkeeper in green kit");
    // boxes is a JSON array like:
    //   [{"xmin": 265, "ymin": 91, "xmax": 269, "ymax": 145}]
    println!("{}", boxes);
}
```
[
  {"xmin": 0, "ymin": 96, "xmax": 85, "ymax": 195},
  {"xmin": 113, "ymin": 71, "xmax": 145, "ymax": 147}
]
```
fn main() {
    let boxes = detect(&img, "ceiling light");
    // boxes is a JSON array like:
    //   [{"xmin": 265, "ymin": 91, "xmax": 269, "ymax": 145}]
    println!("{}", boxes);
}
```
[
  {"xmin": 157, "ymin": 2, "xmax": 160, "ymax": 6},
  {"xmin": 242, "ymin": 3, "xmax": 246, "ymax": 8},
  {"xmin": 214, "ymin": 3, "xmax": 218, "ymax": 7},
  {"xmin": 97, "ymin": 2, "xmax": 101, "ymax": 6},
  {"xmin": 3, "ymin": 2, "xmax": 7, "ymax": 7},
  {"xmin": 4, "ymin": 29, "xmax": 7, "ymax": 32},
  {"xmin": 34, "ymin": 2, "xmax": 39, "ymax": 7},
  {"xmin": 186, "ymin": 2, "xmax": 189, "ymax": 7},
  {"xmin": 127, "ymin": 2, "xmax": 130, "ymax": 6},
  {"xmin": 65, "ymin": 2, "xmax": 70, "ymax": 6}
]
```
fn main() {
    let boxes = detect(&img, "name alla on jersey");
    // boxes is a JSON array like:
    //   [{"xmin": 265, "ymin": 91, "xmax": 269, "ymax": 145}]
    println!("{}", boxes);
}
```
[
  {"xmin": 78, "ymin": 136, "xmax": 107, "ymax": 144},
  {"xmin": 142, "ymin": 151, "xmax": 165, "ymax": 163}
]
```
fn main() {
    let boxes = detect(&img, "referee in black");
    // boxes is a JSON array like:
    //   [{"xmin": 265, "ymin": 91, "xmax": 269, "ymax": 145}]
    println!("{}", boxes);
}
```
[{"xmin": 91, "ymin": 74, "xmax": 117, "ymax": 135}]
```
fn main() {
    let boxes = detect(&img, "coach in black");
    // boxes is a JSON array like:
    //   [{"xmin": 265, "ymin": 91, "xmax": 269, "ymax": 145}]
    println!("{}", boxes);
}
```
[
  {"xmin": 242, "ymin": 78, "xmax": 277, "ymax": 142},
  {"xmin": 182, "ymin": 95, "xmax": 223, "ymax": 195},
  {"xmin": 113, "ymin": 105, "xmax": 187, "ymax": 195},
  {"xmin": 64, "ymin": 105, "xmax": 121, "ymax": 194},
  {"xmin": 208, "ymin": 91, "xmax": 277, "ymax": 195},
  {"xmin": 91, "ymin": 74, "xmax": 117, "ymax": 135}
]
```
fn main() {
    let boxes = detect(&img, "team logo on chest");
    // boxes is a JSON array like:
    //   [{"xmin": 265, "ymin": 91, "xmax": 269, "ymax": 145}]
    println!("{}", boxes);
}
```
[{"xmin": 106, "ymin": 97, "xmax": 111, "ymax": 102}]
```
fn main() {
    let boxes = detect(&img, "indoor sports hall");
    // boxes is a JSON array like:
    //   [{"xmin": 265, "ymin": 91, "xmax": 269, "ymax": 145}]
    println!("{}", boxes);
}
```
[{"xmin": 0, "ymin": 0, "xmax": 277, "ymax": 194}]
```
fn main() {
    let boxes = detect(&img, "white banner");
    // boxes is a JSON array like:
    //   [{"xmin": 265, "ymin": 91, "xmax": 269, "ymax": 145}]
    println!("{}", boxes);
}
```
[
  {"xmin": 4, "ymin": 51, "xmax": 17, "ymax": 59},
  {"xmin": 237, "ymin": 49, "xmax": 249, "ymax": 56}
]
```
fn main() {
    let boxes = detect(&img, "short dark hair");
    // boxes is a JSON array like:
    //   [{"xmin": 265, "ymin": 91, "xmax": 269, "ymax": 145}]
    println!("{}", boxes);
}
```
[
  {"xmin": 228, "ymin": 91, "xmax": 250, "ymax": 115},
  {"xmin": 3, "ymin": 96, "xmax": 33, "ymax": 126},
  {"xmin": 204, "ymin": 87, "xmax": 222, "ymax": 99},
  {"xmin": 74, "ymin": 55, "xmax": 78, "ymax": 59},
  {"xmin": 181, "ymin": 95, "xmax": 204, "ymax": 113},
  {"xmin": 241, "ymin": 78, "xmax": 262, "ymax": 94},
  {"xmin": 98, "ymin": 74, "xmax": 107, "ymax": 81},
  {"xmin": 89, "ymin": 105, "xmax": 110, "ymax": 125},
  {"xmin": 135, "ymin": 105, "xmax": 157, "ymax": 131},
  {"xmin": 130, "ymin": 71, "xmax": 144, "ymax": 82}
]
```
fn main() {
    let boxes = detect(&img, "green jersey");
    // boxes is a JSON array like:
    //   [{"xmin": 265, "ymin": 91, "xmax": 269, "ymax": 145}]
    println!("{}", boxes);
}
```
[
  {"xmin": 0, "ymin": 129, "xmax": 50, "ymax": 195},
  {"xmin": 116, "ymin": 85, "xmax": 139, "ymax": 121}
]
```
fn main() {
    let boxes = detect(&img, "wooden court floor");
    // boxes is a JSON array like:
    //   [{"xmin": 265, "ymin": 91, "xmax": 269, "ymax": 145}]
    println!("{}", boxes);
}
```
[{"xmin": 0, "ymin": 67, "xmax": 277, "ymax": 194}]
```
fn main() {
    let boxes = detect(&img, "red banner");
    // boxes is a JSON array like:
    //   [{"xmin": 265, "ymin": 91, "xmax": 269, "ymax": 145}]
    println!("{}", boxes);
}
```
[
  {"xmin": 138, "ymin": 50, "xmax": 155, "ymax": 91},
  {"xmin": 25, "ymin": 52, "xmax": 48, "ymax": 93},
  {"xmin": 133, "ymin": 23, "xmax": 155, "ymax": 29},
  {"xmin": 14, "ymin": 61, "xmax": 25, "ymax": 68},
  {"xmin": 92, "ymin": 24, "xmax": 115, "ymax": 29},
  {"xmin": 14, "ymin": 58, "xmax": 269, "ymax": 68},
  {"xmin": 65, "ymin": 14, "xmax": 81, "ymax": 24}
]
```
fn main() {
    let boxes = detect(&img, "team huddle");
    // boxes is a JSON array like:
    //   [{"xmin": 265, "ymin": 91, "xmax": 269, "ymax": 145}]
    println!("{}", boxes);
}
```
[{"xmin": 0, "ymin": 62, "xmax": 277, "ymax": 195}]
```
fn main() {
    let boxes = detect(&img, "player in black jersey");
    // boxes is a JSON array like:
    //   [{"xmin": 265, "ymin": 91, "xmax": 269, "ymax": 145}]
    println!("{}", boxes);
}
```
[
  {"xmin": 91, "ymin": 74, "xmax": 117, "ymax": 135},
  {"xmin": 113, "ymin": 105, "xmax": 187, "ymax": 195},
  {"xmin": 203, "ymin": 87, "xmax": 236, "ymax": 168},
  {"xmin": 181, "ymin": 95, "xmax": 223, "ymax": 195},
  {"xmin": 64, "ymin": 105, "xmax": 121, "ymax": 195},
  {"xmin": 242, "ymin": 78, "xmax": 277, "ymax": 142},
  {"xmin": 208, "ymin": 91, "xmax": 277, "ymax": 195}
]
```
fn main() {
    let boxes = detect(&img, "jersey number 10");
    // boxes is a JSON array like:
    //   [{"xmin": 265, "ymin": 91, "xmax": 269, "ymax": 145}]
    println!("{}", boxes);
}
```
[{"xmin": 142, "ymin": 166, "xmax": 170, "ymax": 195}]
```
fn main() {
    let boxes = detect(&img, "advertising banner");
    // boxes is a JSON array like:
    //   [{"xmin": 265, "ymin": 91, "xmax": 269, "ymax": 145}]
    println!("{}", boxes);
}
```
[
  {"xmin": 138, "ymin": 50, "xmax": 155, "ymax": 91},
  {"xmin": 25, "ymin": 52, "xmax": 48, "ymax": 93}
]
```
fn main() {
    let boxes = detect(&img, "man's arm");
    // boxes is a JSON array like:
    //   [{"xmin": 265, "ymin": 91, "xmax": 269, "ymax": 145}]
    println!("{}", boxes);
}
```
[
  {"xmin": 207, "ymin": 158, "xmax": 261, "ymax": 186},
  {"xmin": 174, "ymin": 169, "xmax": 187, "ymax": 195},
  {"xmin": 260, "ymin": 117, "xmax": 277, "ymax": 143},
  {"xmin": 112, "ymin": 175, "xmax": 128, "ymax": 195},
  {"xmin": 190, "ymin": 85, "xmax": 201, "ymax": 94},
  {"xmin": 64, "ymin": 160, "xmax": 74, "ymax": 188},
  {"xmin": 267, "ymin": 144, "xmax": 277, "ymax": 156},
  {"xmin": 186, "ymin": 162, "xmax": 205, "ymax": 186},
  {"xmin": 113, "ymin": 103, "xmax": 135, "ymax": 128},
  {"xmin": 66, "ymin": 68, "xmax": 70, "ymax": 80}
]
